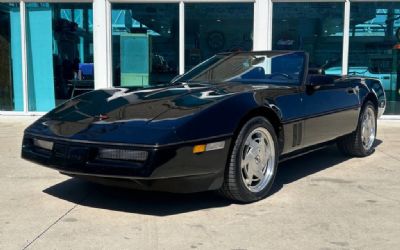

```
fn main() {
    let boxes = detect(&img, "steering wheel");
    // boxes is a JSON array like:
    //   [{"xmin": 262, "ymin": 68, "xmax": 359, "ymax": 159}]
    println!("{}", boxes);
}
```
[{"xmin": 268, "ymin": 73, "xmax": 293, "ymax": 80}]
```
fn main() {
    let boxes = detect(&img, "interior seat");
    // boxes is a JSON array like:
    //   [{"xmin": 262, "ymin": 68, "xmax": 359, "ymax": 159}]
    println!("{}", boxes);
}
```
[{"xmin": 240, "ymin": 67, "xmax": 266, "ymax": 80}]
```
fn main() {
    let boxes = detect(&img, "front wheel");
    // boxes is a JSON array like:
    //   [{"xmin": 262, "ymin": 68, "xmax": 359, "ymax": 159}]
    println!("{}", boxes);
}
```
[
  {"xmin": 218, "ymin": 117, "xmax": 279, "ymax": 203},
  {"xmin": 337, "ymin": 101, "xmax": 377, "ymax": 157}
]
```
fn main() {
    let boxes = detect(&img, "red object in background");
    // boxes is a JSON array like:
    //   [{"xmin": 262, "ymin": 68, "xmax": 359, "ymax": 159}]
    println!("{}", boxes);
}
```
[{"xmin": 96, "ymin": 114, "xmax": 109, "ymax": 121}]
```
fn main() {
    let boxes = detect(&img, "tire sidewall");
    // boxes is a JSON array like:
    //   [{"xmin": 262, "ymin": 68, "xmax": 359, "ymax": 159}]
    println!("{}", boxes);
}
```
[
  {"xmin": 357, "ymin": 102, "xmax": 377, "ymax": 156},
  {"xmin": 231, "ymin": 117, "xmax": 279, "ymax": 201}
]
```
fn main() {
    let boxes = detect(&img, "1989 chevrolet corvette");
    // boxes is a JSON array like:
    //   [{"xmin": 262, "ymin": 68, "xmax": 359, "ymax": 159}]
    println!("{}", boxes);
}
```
[{"xmin": 22, "ymin": 51, "xmax": 386, "ymax": 202}]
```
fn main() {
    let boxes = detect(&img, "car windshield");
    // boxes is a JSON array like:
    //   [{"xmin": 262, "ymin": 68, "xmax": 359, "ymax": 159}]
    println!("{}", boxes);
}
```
[{"xmin": 172, "ymin": 51, "xmax": 306, "ymax": 86}]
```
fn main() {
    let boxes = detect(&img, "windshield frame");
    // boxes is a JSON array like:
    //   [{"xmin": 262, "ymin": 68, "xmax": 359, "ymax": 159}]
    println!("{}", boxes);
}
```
[{"xmin": 171, "ymin": 51, "xmax": 309, "ymax": 87}]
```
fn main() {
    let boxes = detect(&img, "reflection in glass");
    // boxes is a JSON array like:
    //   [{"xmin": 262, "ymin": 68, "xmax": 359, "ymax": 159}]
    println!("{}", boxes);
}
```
[
  {"xmin": 111, "ymin": 4, "xmax": 179, "ymax": 87},
  {"xmin": 272, "ymin": 3, "xmax": 344, "ymax": 70},
  {"xmin": 26, "ymin": 3, "xmax": 93, "ymax": 111},
  {"xmin": 174, "ymin": 52, "xmax": 305, "ymax": 86},
  {"xmin": 185, "ymin": 3, "xmax": 253, "ymax": 71},
  {"xmin": 0, "ymin": 3, "xmax": 22, "ymax": 111},
  {"xmin": 348, "ymin": 2, "xmax": 400, "ymax": 115}
]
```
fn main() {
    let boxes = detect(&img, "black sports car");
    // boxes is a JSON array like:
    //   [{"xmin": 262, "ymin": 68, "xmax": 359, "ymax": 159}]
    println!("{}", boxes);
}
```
[{"xmin": 22, "ymin": 51, "xmax": 386, "ymax": 203}]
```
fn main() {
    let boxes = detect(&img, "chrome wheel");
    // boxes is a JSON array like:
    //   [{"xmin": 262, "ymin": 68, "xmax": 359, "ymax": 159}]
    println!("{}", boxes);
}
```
[
  {"xmin": 240, "ymin": 127, "xmax": 275, "ymax": 193},
  {"xmin": 361, "ymin": 106, "xmax": 376, "ymax": 151}
]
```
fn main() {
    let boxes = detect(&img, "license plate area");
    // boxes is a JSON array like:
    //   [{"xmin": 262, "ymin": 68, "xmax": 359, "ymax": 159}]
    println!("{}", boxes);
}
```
[
  {"xmin": 52, "ymin": 143, "xmax": 89, "ymax": 162},
  {"xmin": 68, "ymin": 146, "xmax": 89, "ymax": 162},
  {"xmin": 53, "ymin": 143, "xmax": 68, "ymax": 159}
]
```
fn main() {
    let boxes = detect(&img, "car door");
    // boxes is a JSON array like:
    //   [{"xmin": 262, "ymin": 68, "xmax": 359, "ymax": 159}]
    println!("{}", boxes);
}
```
[{"xmin": 301, "ymin": 76, "xmax": 360, "ymax": 147}]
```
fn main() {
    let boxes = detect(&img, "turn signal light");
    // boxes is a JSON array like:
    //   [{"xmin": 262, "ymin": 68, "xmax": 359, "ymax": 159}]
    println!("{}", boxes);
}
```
[
  {"xmin": 193, "ymin": 141, "xmax": 225, "ymax": 154},
  {"xmin": 193, "ymin": 144, "xmax": 206, "ymax": 154}
]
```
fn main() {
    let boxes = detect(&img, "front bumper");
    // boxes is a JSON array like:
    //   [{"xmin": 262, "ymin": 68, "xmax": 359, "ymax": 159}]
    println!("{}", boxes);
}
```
[{"xmin": 21, "ymin": 133, "xmax": 231, "ymax": 193}]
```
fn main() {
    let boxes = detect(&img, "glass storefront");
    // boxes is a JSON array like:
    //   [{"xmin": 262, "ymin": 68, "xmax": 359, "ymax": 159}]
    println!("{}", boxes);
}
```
[
  {"xmin": 26, "ymin": 3, "xmax": 93, "ymax": 111},
  {"xmin": 0, "ymin": 3, "xmax": 22, "ymax": 111},
  {"xmin": 111, "ymin": 4, "xmax": 179, "ymax": 87},
  {"xmin": 349, "ymin": 2, "xmax": 400, "ymax": 115},
  {"xmin": 185, "ymin": 3, "xmax": 253, "ymax": 71},
  {"xmin": 1, "ymin": 1, "xmax": 400, "ymax": 116},
  {"xmin": 272, "ymin": 3, "xmax": 344, "ymax": 71}
]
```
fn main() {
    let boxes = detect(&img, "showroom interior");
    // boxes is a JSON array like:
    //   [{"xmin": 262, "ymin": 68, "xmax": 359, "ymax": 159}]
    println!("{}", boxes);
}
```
[{"xmin": 0, "ymin": 0, "xmax": 400, "ymax": 116}]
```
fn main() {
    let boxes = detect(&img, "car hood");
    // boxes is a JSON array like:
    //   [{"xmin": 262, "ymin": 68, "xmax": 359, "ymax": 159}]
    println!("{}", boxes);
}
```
[{"xmin": 25, "ymin": 83, "xmax": 255, "ymax": 145}]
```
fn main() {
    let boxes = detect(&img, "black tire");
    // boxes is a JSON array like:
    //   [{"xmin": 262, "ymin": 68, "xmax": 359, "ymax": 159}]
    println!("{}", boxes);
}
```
[
  {"xmin": 337, "ymin": 101, "xmax": 377, "ymax": 157},
  {"xmin": 218, "ymin": 116, "xmax": 279, "ymax": 203}
]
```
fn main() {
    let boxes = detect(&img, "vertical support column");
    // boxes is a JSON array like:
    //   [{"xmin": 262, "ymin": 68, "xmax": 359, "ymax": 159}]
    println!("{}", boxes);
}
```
[
  {"xmin": 342, "ymin": 0, "xmax": 350, "ymax": 76},
  {"xmin": 253, "ymin": 0, "xmax": 269, "ymax": 51},
  {"xmin": 179, "ymin": 1, "xmax": 185, "ymax": 75},
  {"xmin": 106, "ymin": 0, "xmax": 112, "ymax": 86},
  {"xmin": 93, "ymin": 0, "xmax": 109, "ymax": 89},
  {"xmin": 266, "ymin": 0, "xmax": 273, "ymax": 50},
  {"xmin": 20, "ymin": 0, "xmax": 28, "ymax": 112}
]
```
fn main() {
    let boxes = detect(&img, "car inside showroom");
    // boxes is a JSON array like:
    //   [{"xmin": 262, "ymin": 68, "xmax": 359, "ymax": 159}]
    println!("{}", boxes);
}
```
[{"xmin": 0, "ymin": 0, "xmax": 400, "ymax": 116}]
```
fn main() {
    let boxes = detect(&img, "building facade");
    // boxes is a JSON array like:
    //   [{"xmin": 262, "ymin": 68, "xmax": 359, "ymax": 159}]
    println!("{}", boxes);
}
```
[{"xmin": 1, "ymin": 0, "xmax": 400, "ymax": 116}]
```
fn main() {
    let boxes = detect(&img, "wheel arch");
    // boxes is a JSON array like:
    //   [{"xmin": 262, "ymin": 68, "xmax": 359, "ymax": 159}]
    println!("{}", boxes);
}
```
[
  {"xmin": 363, "ymin": 92, "xmax": 379, "ymax": 113},
  {"xmin": 232, "ymin": 106, "xmax": 284, "ymax": 154}
]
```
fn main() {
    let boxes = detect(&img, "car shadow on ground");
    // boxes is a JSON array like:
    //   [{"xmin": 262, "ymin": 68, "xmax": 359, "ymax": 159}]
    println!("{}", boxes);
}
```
[{"xmin": 43, "ymin": 141, "xmax": 383, "ymax": 216}]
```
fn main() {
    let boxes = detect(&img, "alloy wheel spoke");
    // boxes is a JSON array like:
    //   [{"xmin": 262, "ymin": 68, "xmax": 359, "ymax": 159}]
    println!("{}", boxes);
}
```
[
  {"xmin": 240, "ymin": 128, "xmax": 276, "ymax": 192},
  {"xmin": 253, "ymin": 165, "xmax": 264, "ymax": 179},
  {"xmin": 245, "ymin": 164, "xmax": 255, "ymax": 184},
  {"xmin": 248, "ymin": 139, "xmax": 260, "ymax": 155}
]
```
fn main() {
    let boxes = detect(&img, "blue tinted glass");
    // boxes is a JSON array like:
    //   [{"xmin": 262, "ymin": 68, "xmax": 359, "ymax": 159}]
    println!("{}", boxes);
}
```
[
  {"xmin": 185, "ymin": 3, "xmax": 254, "ymax": 71},
  {"xmin": 273, "ymin": 3, "xmax": 344, "ymax": 70},
  {"xmin": 26, "ymin": 3, "xmax": 93, "ymax": 111},
  {"xmin": 175, "ymin": 52, "xmax": 305, "ymax": 86},
  {"xmin": 111, "ymin": 4, "xmax": 179, "ymax": 87},
  {"xmin": 271, "ymin": 53, "xmax": 304, "ymax": 78},
  {"xmin": 0, "ymin": 3, "xmax": 23, "ymax": 111},
  {"xmin": 349, "ymin": 2, "xmax": 400, "ymax": 115}
]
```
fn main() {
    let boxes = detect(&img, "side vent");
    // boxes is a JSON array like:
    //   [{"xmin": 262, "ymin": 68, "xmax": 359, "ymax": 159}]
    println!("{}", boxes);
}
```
[{"xmin": 292, "ymin": 122, "xmax": 303, "ymax": 147}]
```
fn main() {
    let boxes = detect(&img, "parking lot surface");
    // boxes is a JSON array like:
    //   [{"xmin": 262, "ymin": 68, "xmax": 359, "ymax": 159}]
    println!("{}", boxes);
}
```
[{"xmin": 0, "ymin": 116, "xmax": 399, "ymax": 250}]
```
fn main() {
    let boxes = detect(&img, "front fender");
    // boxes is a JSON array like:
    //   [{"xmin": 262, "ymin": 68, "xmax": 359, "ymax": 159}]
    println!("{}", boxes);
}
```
[{"xmin": 175, "ymin": 92, "xmax": 261, "ymax": 141}]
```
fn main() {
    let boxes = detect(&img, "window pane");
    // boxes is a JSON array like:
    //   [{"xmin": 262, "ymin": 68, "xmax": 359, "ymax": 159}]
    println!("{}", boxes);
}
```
[
  {"xmin": 349, "ymin": 2, "xmax": 400, "ymax": 115},
  {"xmin": 26, "ymin": 3, "xmax": 94, "ymax": 111},
  {"xmin": 0, "ymin": 3, "xmax": 23, "ymax": 111},
  {"xmin": 185, "ymin": 3, "xmax": 254, "ymax": 71},
  {"xmin": 111, "ymin": 4, "xmax": 179, "ymax": 87},
  {"xmin": 273, "ymin": 3, "xmax": 344, "ymax": 71}
]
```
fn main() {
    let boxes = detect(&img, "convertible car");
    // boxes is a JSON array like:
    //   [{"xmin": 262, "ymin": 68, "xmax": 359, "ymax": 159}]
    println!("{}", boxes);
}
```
[{"xmin": 22, "ymin": 51, "xmax": 386, "ymax": 203}]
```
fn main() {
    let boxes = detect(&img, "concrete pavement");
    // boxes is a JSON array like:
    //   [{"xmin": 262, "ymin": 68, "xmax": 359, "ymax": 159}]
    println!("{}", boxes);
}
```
[{"xmin": 0, "ymin": 116, "xmax": 399, "ymax": 250}]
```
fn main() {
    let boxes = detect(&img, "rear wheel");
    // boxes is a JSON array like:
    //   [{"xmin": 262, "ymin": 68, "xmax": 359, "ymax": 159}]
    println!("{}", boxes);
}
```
[
  {"xmin": 219, "ymin": 117, "xmax": 279, "ymax": 203},
  {"xmin": 337, "ymin": 101, "xmax": 377, "ymax": 157}
]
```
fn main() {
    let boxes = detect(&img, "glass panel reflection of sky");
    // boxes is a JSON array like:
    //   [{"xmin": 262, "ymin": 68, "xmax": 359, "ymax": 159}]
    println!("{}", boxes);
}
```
[{"xmin": 111, "ymin": 10, "xmax": 159, "ymax": 36}]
